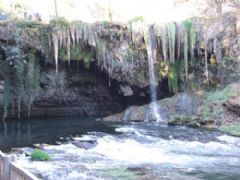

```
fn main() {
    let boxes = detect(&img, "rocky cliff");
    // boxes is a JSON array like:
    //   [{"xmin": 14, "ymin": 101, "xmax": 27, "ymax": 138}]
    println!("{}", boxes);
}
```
[{"xmin": 0, "ymin": 9, "xmax": 239, "ymax": 119}]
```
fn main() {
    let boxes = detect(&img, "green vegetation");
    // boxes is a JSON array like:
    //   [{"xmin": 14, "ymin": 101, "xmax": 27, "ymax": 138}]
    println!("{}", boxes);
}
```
[
  {"xmin": 167, "ymin": 22, "xmax": 176, "ymax": 63},
  {"xmin": 0, "ymin": 21, "xmax": 42, "ymax": 120},
  {"xmin": 0, "ymin": 45, "xmax": 40, "ymax": 120},
  {"xmin": 2, "ymin": 77, "xmax": 10, "ymax": 121},
  {"xmin": 97, "ymin": 167, "xmax": 138, "ymax": 180},
  {"xmin": 0, "ymin": 19, "xmax": 109, "ymax": 119},
  {"xmin": 219, "ymin": 125, "xmax": 240, "ymax": 136},
  {"xmin": 157, "ymin": 61, "xmax": 182, "ymax": 94},
  {"xmin": 31, "ymin": 149, "xmax": 51, "ymax": 161},
  {"xmin": 182, "ymin": 19, "xmax": 196, "ymax": 82},
  {"xmin": 168, "ymin": 63, "xmax": 178, "ymax": 94},
  {"xmin": 59, "ymin": 46, "xmax": 93, "ymax": 68},
  {"xmin": 129, "ymin": 16, "xmax": 144, "ymax": 23},
  {"xmin": 202, "ymin": 83, "xmax": 240, "ymax": 122},
  {"xmin": 49, "ymin": 17, "xmax": 69, "ymax": 28}
]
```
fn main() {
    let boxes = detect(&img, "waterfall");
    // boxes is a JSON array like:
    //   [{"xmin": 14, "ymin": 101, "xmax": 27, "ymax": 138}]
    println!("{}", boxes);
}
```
[{"xmin": 145, "ymin": 26, "xmax": 162, "ymax": 122}]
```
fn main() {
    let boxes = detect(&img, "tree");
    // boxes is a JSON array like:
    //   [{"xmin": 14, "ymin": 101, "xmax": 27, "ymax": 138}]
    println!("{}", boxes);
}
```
[{"xmin": 53, "ymin": 0, "xmax": 58, "ymax": 17}]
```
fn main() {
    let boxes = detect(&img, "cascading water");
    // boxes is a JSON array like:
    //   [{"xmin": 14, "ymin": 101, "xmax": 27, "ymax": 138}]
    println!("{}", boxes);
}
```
[{"xmin": 145, "ymin": 26, "xmax": 162, "ymax": 122}]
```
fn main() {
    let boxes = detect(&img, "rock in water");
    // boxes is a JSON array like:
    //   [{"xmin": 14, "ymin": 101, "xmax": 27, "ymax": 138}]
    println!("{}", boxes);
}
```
[{"xmin": 72, "ymin": 140, "xmax": 98, "ymax": 150}]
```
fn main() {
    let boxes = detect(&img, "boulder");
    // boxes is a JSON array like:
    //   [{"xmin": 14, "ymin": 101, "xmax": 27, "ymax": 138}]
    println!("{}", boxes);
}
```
[
  {"xmin": 72, "ymin": 140, "xmax": 98, "ymax": 150},
  {"xmin": 102, "ymin": 113, "xmax": 122, "ymax": 122},
  {"xmin": 224, "ymin": 97, "xmax": 240, "ymax": 115},
  {"xmin": 103, "ymin": 92, "xmax": 201, "ymax": 122}
]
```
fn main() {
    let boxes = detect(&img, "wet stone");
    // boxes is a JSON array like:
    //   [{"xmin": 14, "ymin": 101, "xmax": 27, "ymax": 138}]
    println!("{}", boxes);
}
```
[{"xmin": 72, "ymin": 140, "xmax": 98, "ymax": 150}]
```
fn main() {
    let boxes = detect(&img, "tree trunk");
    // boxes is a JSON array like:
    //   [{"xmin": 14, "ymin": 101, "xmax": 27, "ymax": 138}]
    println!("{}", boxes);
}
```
[{"xmin": 53, "ymin": 0, "xmax": 58, "ymax": 17}]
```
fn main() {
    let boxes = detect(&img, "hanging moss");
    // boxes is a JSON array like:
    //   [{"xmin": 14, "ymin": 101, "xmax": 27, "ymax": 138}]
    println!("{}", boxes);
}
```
[
  {"xmin": 182, "ymin": 19, "xmax": 193, "ymax": 83},
  {"xmin": 189, "ymin": 28, "xmax": 196, "ymax": 63},
  {"xmin": 3, "ymin": 77, "xmax": 10, "ymax": 121},
  {"xmin": 40, "ymin": 25, "xmax": 52, "ymax": 63},
  {"xmin": 58, "ymin": 44, "xmax": 93, "ymax": 68},
  {"xmin": 184, "ymin": 30, "xmax": 188, "ymax": 83},
  {"xmin": 50, "ymin": 17, "xmax": 70, "ymax": 73},
  {"xmin": 157, "ymin": 61, "xmax": 182, "ymax": 94},
  {"xmin": 167, "ymin": 23, "xmax": 176, "ymax": 63},
  {"xmin": 182, "ymin": 20, "xmax": 192, "ymax": 33},
  {"xmin": 96, "ymin": 37, "xmax": 106, "ymax": 67},
  {"xmin": 25, "ymin": 49, "xmax": 40, "ymax": 117},
  {"xmin": 128, "ymin": 16, "xmax": 144, "ymax": 44},
  {"xmin": 168, "ymin": 62, "xmax": 181, "ymax": 94},
  {"xmin": 160, "ymin": 25, "xmax": 168, "ymax": 62},
  {"xmin": 0, "ymin": 45, "xmax": 41, "ymax": 119}
]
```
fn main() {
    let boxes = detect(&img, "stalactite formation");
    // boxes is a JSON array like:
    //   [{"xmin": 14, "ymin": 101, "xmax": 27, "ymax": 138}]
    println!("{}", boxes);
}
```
[{"xmin": 0, "ymin": 17, "xmax": 220, "ymax": 119}]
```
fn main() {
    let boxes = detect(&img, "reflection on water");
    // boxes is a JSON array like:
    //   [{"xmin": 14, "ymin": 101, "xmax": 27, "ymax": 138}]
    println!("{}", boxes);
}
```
[{"xmin": 0, "ymin": 117, "xmax": 115, "ymax": 152}]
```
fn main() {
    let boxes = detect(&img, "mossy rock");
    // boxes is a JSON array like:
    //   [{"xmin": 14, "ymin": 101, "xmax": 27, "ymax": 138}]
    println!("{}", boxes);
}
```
[
  {"xmin": 188, "ymin": 121, "xmax": 201, "ymax": 128},
  {"xmin": 219, "ymin": 125, "xmax": 240, "ymax": 136},
  {"xmin": 31, "ymin": 149, "xmax": 51, "ymax": 161},
  {"xmin": 202, "ymin": 83, "xmax": 240, "ymax": 121},
  {"xmin": 168, "ymin": 115, "xmax": 191, "ymax": 126}
]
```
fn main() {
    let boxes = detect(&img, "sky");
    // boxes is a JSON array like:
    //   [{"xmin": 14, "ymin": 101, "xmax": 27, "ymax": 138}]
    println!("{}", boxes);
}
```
[{"xmin": 1, "ymin": 0, "xmax": 208, "ymax": 23}]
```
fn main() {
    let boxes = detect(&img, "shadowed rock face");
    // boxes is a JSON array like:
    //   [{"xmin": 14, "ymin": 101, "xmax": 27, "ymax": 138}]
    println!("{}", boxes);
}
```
[{"xmin": 0, "ymin": 65, "xmax": 125, "ymax": 118}]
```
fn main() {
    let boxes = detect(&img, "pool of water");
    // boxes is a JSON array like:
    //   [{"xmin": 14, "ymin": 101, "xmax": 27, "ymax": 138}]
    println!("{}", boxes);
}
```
[
  {"xmin": 0, "ymin": 117, "xmax": 115, "ymax": 152},
  {"xmin": 1, "ymin": 118, "xmax": 240, "ymax": 180}
]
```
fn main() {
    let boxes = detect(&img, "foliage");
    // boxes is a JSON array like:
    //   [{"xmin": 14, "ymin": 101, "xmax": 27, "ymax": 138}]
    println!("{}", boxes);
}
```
[
  {"xmin": 168, "ymin": 63, "xmax": 178, "ymax": 94},
  {"xmin": 68, "ymin": 71, "xmax": 97, "ymax": 84},
  {"xmin": 40, "ymin": 25, "xmax": 53, "ymax": 62},
  {"xmin": 0, "ymin": 45, "xmax": 40, "ymax": 119},
  {"xmin": 4, "ymin": 46, "xmax": 26, "ymax": 119},
  {"xmin": 217, "ymin": 56, "xmax": 240, "ymax": 86},
  {"xmin": 128, "ymin": 16, "xmax": 144, "ymax": 40},
  {"xmin": 31, "ymin": 149, "xmax": 51, "ymax": 161},
  {"xmin": 182, "ymin": 20, "xmax": 192, "ymax": 33},
  {"xmin": 202, "ymin": 83, "xmax": 240, "ymax": 120},
  {"xmin": 157, "ymin": 61, "xmax": 182, "ymax": 94},
  {"xmin": 168, "ymin": 114, "xmax": 191, "ymax": 125},
  {"xmin": 219, "ymin": 125, "xmax": 240, "ymax": 136},
  {"xmin": 129, "ymin": 16, "xmax": 144, "ymax": 23},
  {"xmin": 49, "ymin": 17, "xmax": 69, "ymax": 28},
  {"xmin": 182, "ymin": 19, "xmax": 196, "ymax": 83},
  {"xmin": 25, "ymin": 49, "xmax": 40, "ymax": 117}
]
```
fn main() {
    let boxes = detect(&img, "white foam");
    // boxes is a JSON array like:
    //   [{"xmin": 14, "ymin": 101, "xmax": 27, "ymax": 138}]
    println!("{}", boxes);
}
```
[
  {"xmin": 14, "ymin": 127, "xmax": 240, "ymax": 179},
  {"xmin": 218, "ymin": 135, "xmax": 240, "ymax": 146}
]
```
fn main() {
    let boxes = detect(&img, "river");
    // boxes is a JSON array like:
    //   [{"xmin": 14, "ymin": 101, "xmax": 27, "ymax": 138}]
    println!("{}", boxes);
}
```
[{"xmin": 1, "ymin": 117, "xmax": 240, "ymax": 180}]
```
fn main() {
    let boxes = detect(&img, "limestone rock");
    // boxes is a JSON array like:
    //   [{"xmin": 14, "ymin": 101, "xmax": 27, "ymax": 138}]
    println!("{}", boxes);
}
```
[
  {"xmin": 224, "ymin": 97, "xmax": 240, "ymax": 115},
  {"xmin": 102, "ymin": 113, "xmax": 122, "ymax": 122},
  {"xmin": 103, "ymin": 93, "xmax": 201, "ymax": 122},
  {"xmin": 120, "ymin": 85, "xmax": 133, "ymax": 96}
]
